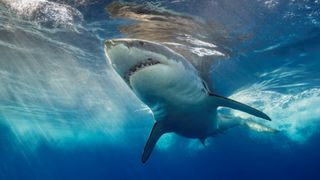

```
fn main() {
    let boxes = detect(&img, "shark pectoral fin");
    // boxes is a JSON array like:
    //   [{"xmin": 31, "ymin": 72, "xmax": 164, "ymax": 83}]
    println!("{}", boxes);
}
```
[
  {"xmin": 244, "ymin": 120, "xmax": 279, "ymax": 133},
  {"xmin": 209, "ymin": 93, "xmax": 271, "ymax": 121},
  {"xmin": 142, "ymin": 122, "xmax": 165, "ymax": 163}
]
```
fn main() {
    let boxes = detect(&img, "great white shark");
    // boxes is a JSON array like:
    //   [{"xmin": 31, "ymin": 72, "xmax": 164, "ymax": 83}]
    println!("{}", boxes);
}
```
[{"xmin": 105, "ymin": 38, "xmax": 274, "ymax": 163}]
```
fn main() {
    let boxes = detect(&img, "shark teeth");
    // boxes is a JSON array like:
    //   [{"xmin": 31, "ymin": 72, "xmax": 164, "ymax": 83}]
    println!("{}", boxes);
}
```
[{"xmin": 125, "ymin": 58, "xmax": 160, "ymax": 81}]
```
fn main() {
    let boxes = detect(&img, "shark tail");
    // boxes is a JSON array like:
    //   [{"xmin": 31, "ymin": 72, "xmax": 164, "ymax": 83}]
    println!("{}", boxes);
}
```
[
  {"xmin": 217, "ymin": 114, "xmax": 278, "ymax": 133},
  {"xmin": 242, "ymin": 120, "xmax": 279, "ymax": 133}
]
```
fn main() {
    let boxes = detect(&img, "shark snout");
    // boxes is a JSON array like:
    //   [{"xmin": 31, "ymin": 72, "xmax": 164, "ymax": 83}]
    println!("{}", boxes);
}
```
[
  {"xmin": 105, "ymin": 40, "xmax": 115, "ymax": 49},
  {"xmin": 105, "ymin": 39, "xmax": 135, "ymax": 50},
  {"xmin": 105, "ymin": 39, "xmax": 148, "ymax": 81}
]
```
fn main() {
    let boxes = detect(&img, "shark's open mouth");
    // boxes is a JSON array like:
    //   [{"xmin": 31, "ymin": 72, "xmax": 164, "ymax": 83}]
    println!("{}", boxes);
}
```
[{"xmin": 125, "ymin": 58, "xmax": 160, "ymax": 81}]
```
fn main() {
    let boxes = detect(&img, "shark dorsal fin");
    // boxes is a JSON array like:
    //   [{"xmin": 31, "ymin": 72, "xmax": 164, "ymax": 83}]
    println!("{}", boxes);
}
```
[
  {"xmin": 208, "ymin": 92, "xmax": 271, "ymax": 121},
  {"xmin": 142, "ymin": 122, "xmax": 165, "ymax": 163}
]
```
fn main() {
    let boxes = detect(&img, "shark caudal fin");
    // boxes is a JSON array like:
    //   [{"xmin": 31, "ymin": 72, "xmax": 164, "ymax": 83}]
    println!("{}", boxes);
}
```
[
  {"xmin": 142, "ymin": 122, "xmax": 165, "ymax": 163},
  {"xmin": 243, "ymin": 120, "xmax": 279, "ymax": 133},
  {"xmin": 208, "ymin": 93, "xmax": 271, "ymax": 121}
]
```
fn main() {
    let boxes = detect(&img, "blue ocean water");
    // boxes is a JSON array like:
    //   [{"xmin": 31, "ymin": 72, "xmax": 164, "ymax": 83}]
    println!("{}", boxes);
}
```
[{"xmin": 0, "ymin": 0, "xmax": 319, "ymax": 179}]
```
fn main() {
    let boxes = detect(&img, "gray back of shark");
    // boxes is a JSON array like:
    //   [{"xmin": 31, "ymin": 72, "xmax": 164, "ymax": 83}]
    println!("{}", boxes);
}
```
[{"xmin": 105, "ymin": 38, "xmax": 274, "ymax": 163}]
